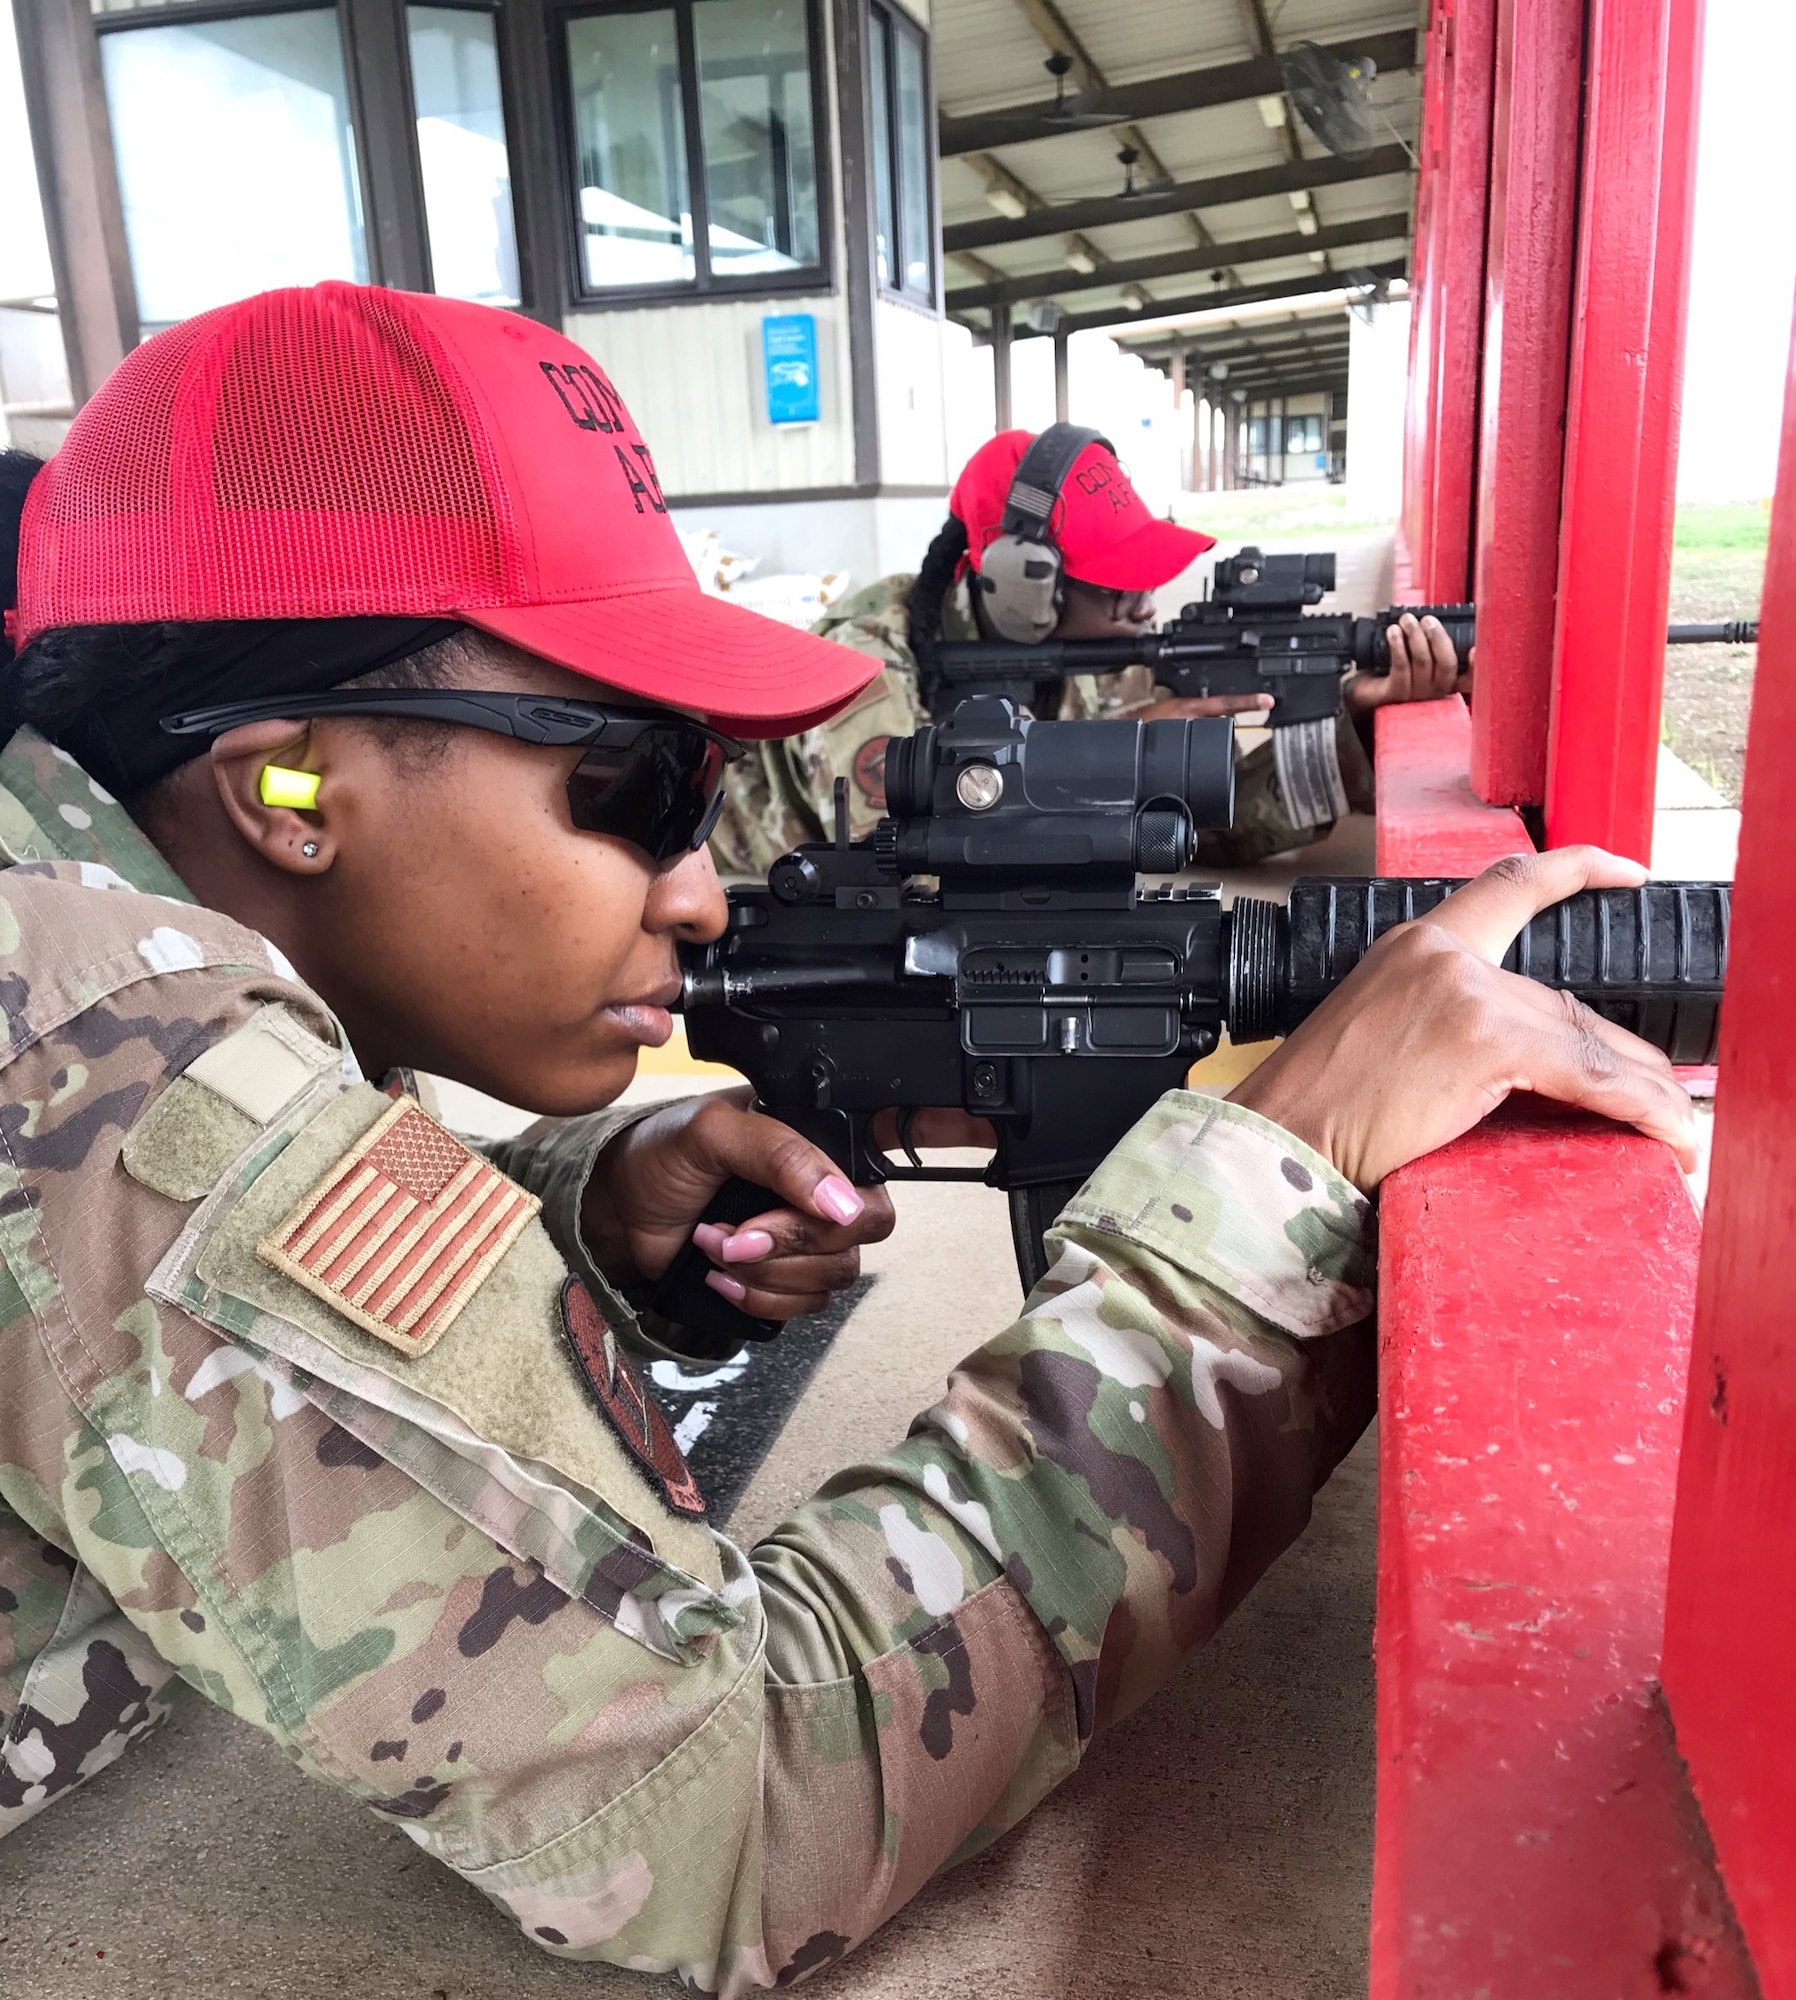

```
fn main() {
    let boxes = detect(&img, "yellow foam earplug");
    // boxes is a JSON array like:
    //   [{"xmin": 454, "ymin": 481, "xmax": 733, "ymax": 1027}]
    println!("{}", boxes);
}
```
[{"xmin": 259, "ymin": 765, "xmax": 321, "ymax": 810}]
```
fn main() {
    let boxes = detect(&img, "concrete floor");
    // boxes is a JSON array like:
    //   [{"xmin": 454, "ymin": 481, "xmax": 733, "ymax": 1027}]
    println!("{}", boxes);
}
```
[{"xmin": 0, "ymin": 1160, "xmax": 1378, "ymax": 2000}]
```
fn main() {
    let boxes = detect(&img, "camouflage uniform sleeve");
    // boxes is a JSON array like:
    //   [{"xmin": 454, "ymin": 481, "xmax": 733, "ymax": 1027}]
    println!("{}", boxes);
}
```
[
  {"xmin": 479, "ymin": 1101, "xmax": 728, "ymax": 1363},
  {"xmin": 0, "ymin": 861, "xmax": 1375, "ymax": 1992},
  {"xmin": 708, "ymin": 581, "xmax": 928, "ymax": 878}
]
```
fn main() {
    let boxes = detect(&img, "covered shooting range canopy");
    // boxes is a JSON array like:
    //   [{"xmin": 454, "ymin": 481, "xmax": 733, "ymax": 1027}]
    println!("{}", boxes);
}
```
[
  {"xmin": 936, "ymin": 0, "xmax": 1420, "ymax": 345},
  {"xmin": 1115, "ymin": 295, "xmax": 1358, "ymax": 406}
]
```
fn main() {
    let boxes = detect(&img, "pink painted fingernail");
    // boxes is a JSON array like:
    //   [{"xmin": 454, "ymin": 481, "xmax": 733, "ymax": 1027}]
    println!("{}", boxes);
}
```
[
  {"xmin": 692, "ymin": 1222, "xmax": 728, "ymax": 1259},
  {"xmin": 704, "ymin": 1270, "xmax": 747, "ymax": 1303},
  {"xmin": 814, "ymin": 1174, "xmax": 864, "ymax": 1225},
  {"xmin": 720, "ymin": 1228, "xmax": 775, "ymax": 1264}
]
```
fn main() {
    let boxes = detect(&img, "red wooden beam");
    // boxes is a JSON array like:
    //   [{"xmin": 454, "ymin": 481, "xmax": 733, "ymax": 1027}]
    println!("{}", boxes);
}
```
[
  {"xmin": 1543, "ymin": 0, "xmax": 1705, "ymax": 859},
  {"xmin": 1419, "ymin": 0, "xmax": 1497, "ymax": 604},
  {"xmin": 1467, "ymin": 0, "xmax": 1585, "ymax": 810},
  {"xmin": 1660, "ymin": 294, "xmax": 1796, "ymax": 1994},
  {"xmin": 1400, "ymin": 3, "xmax": 1450, "ymax": 594},
  {"xmin": 1370, "ymin": 1106, "xmax": 1753, "ymax": 2000},
  {"xmin": 1374, "ymin": 700, "xmax": 1530, "ymax": 877},
  {"xmin": 1400, "ymin": 0, "xmax": 1495, "ymax": 603}
]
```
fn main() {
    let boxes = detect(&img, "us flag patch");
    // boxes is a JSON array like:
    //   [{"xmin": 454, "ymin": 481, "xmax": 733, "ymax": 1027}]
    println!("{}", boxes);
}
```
[{"xmin": 257, "ymin": 1097, "xmax": 540, "ymax": 1358}]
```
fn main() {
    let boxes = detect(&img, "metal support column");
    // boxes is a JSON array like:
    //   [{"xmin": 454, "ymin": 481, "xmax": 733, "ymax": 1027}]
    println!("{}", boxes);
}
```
[
  {"xmin": 991, "ymin": 304, "xmax": 1013, "ymax": 432},
  {"xmin": 1167, "ymin": 344, "xmax": 1185, "ymax": 485},
  {"xmin": 1053, "ymin": 325, "xmax": 1070, "ymax": 425}
]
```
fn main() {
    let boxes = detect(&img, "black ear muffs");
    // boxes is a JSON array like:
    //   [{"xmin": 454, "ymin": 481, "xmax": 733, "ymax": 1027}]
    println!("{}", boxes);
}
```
[{"xmin": 975, "ymin": 424, "xmax": 1111, "ymax": 642}]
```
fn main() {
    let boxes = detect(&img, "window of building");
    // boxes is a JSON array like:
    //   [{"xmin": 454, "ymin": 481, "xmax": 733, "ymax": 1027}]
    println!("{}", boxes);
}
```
[
  {"xmin": 407, "ymin": 6, "xmax": 521, "ymax": 306},
  {"xmin": 868, "ymin": 0, "xmax": 931, "ymax": 304},
  {"xmin": 1287, "ymin": 412, "xmax": 1324, "ymax": 455},
  {"xmin": 98, "ymin": 8, "xmax": 368, "ymax": 329},
  {"xmin": 559, "ymin": 0, "xmax": 826, "ymax": 303},
  {"xmin": 92, "ymin": 0, "xmax": 543, "ymax": 326}
]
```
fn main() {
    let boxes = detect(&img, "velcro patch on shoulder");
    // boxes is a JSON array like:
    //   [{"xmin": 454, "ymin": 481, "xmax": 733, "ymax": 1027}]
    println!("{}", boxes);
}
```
[
  {"xmin": 184, "ymin": 1003, "xmax": 339, "ymax": 1122},
  {"xmin": 123, "ymin": 1004, "xmax": 343, "ymax": 1202},
  {"xmin": 559, "ymin": 1277, "xmax": 706, "ymax": 1517},
  {"xmin": 257, "ymin": 1096, "xmax": 540, "ymax": 1358}
]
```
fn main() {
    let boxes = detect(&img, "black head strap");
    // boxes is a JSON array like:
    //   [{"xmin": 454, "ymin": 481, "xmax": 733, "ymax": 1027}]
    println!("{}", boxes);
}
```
[{"xmin": 998, "ymin": 424, "xmax": 1112, "ymax": 542}]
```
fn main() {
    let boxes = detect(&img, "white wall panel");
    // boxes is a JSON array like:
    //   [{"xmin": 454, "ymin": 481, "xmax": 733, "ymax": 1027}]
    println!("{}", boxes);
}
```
[
  {"xmin": 873, "ymin": 296, "xmax": 951, "ymax": 487},
  {"xmin": 565, "ymin": 292, "xmax": 855, "ymax": 498}
]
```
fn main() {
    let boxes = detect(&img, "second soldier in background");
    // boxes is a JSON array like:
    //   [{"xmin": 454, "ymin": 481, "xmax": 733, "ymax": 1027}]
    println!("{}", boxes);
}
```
[{"xmin": 710, "ymin": 425, "xmax": 1467, "ymax": 877}]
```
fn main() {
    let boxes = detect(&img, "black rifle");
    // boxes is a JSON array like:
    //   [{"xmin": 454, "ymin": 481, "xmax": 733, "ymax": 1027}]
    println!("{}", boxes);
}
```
[
  {"xmin": 652, "ymin": 704, "xmax": 1728, "ymax": 1360},
  {"xmin": 649, "ymin": 698, "xmax": 1730, "ymax": 1360},
  {"xmin": 921, "ymin": 545, "xmax": 1759, "ymax": 728}
]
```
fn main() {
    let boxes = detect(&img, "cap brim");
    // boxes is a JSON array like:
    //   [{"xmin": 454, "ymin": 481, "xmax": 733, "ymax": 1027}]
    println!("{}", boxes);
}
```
[
  {"xmin": 1067, "ymin": 517, "xmax": 1218, "ymax": 591},
  {"xmin": 458, "ymin": 584, "xmax": 881, "ymax": 739}
]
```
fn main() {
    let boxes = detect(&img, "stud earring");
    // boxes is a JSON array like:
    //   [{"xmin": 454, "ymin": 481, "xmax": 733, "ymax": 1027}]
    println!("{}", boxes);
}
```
[{"xmin": 301, "ymin": 841, "xmax": 321, "ymax": 859}]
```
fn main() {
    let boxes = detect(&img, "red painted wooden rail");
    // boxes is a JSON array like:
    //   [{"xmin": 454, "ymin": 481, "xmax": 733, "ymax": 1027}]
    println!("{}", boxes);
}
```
[
  {"xmin": 1373, "ymin": 699, "xmax": 1527, "ymax": 876},
  {"xmin": 1372, "ymin": 1110, "xmax": 1750, "ymax": 2000}
]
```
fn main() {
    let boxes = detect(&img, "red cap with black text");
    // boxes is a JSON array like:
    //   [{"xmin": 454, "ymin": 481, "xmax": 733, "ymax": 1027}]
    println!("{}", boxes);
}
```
[
  {"xmin": 13, "ymin": 283, "xmax": 879, "ymax": 738},
  {"xmin": 950, "ymin": 429, "xmax": 1215, "ymax": 589}
]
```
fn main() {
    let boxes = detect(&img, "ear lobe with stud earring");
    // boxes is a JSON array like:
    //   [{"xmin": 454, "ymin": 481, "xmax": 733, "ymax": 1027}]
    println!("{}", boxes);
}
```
[{"xmin": 301, "ymin": 841, "xmax": 320, "ymax": 860}]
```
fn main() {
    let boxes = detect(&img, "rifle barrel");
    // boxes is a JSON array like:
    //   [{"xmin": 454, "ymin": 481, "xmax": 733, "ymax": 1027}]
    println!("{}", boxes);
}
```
[{"xmin": 1667, "ymin": 620, "xmax": 1759, "ymax": 645}]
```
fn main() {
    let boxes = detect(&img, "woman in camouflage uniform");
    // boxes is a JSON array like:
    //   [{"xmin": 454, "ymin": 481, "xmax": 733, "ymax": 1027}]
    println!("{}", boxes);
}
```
[
  {"xmin": 0, "ymin": 291, "xmax": 1687, "ymax": 1993},
  {"xmin": 711, "ymin": 428, "xmax": 1467, "ymax": 876}
]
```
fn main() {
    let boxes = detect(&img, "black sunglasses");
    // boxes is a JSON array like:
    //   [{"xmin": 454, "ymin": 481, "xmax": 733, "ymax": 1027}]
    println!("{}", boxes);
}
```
[{"xmin": 161, "ymin": 690, "xmax": 745, "ymax": 864}]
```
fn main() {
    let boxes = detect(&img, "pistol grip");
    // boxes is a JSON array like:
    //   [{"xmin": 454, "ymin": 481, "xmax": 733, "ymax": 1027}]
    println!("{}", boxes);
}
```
[{"xmin": 645, "ymin": 1175, "xmax": 786, "ymax": 1361}]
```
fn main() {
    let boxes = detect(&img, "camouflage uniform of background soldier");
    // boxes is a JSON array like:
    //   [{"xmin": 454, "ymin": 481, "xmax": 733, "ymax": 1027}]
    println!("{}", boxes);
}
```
[
  {"xmin": 708, "ymin": 570, "xmax": 1376, "ymax": 877},
  {"xmin": 0, "ymin": 722, "xmax": 1375, "ymax": 1990}
]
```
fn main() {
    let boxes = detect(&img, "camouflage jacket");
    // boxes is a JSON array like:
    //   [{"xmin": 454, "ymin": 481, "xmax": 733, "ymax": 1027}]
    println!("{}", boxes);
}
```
[
  {"xmin": 708, "ymin": 572, "xmax": 1374, "ymax": 876},
  {"xmin": 0, "ymin": 725, "xmax": 1376, "ymax": 1990}
]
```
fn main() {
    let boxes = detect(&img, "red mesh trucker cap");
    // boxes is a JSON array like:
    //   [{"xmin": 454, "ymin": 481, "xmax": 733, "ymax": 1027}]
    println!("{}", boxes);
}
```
[
  {"xmin": 950, "ymin": 429, "xmax": 1215, "ymax": 590},
  {"xmin": 14, "ymin": 284, "xmax": 880, "ymax": 738}
]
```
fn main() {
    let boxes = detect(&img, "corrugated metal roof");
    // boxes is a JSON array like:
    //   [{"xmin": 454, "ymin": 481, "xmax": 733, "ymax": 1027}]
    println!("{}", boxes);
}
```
[{"xmin": 936, "ymin": 0, "xmax": 1422, "ymax": 335}]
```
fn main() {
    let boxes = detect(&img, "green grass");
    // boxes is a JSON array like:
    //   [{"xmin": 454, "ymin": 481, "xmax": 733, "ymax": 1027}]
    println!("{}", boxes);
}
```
[
  {"xmin": 1673, "ymin": 502, "xmax": 1771, "ymax": 552},
  {"xmin": 1167, "ymin": 487, "xmax": 1398, "ymax": 539}
]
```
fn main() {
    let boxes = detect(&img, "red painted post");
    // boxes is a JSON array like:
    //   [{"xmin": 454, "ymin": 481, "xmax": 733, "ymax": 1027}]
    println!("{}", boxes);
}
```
[
  {"xmin": 1467, "ymin": 0, "xmax": 1585, "ymax": 809},
  {"xmin": 1660, "ymin": 294, "xmax": 1796, "ymax": 1993},
  {"xmin": 1419, "ymin": 0, "xmax": 1497, "ymax": 604},
  {"xmin": 1401, "ymin": 0, "xmax": 1496, "ymax": 603},
  {"xmin": 1543, "ymin": 0, "xmax": 1705, "ymax": 859}
]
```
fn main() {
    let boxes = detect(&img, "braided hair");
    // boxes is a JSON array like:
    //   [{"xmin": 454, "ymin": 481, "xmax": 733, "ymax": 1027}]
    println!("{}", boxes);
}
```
[{"xmin": 903, "ymin": 513, "xmax": 970, "ymax": 658}]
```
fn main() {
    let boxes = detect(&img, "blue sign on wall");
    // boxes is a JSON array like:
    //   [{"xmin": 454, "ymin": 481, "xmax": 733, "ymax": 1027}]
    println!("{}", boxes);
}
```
[{"xmin": 763, "ymin": 313, "xmax": 820, "ymax": 426}]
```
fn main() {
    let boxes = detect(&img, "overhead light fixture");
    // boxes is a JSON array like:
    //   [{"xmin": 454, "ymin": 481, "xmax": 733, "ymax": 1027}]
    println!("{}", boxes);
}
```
[
  {"xmin": 1295, "ymin": 211, "xmax": 1318, "ymax": 236},
  {"xmin": 985, "ymin": 185, "xmax": 1028, "ymax": 220},
  {"xmin": 1230, "ymin": 387, "xmax": 1248, "ymax": 404},
  {"xmin": 1022, "ymin": 299, "xmax": 1062, "ymax": 334},
  {"xmin": 1065, "ymin": 239, "xmax": 1098, "ymax": 274},
  {"xmin": 1116, "ymin": 145, "xmax": 1144, "ymax": 199},
  {"xmin": 1208, "ymin": 360, "xmax": 1229, "ymax": 381},
  {"xmin": 1257, "ymin": 94, "xmax": 1287, "ymax": 128},
  {"xmin": 1121, "ymin": 283, "xmax": 1151, "ymax": 312}
]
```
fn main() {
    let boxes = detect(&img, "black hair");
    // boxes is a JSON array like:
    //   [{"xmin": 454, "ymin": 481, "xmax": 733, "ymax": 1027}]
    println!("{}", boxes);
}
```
[
  {"xmin": 0, "ymin": 448, "xmax": 468, "ymax": 808},
  {"xmin": 0, "ymin": 450, "xmax": 40, "ymax": 663},
  {"xmin": 903, "ymin": 513, "xmax": 970, "ymax": 654}
]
